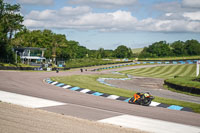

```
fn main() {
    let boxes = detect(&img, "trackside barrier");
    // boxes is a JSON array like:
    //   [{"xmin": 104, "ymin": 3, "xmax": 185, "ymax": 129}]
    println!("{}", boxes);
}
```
[{"xmin": 164, "ymin": 80, "xmax": 200, "ymax": 94}]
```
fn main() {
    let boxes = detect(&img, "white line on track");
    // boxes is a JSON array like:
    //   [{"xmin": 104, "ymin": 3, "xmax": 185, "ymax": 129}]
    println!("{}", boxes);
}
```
[
  {"xmin": 0, "ymin": 90, "xmax": 66, "ymax": 108},
  {"xmin": 98, "ymin": 115, "xmax": 200, "ymax": 133}
]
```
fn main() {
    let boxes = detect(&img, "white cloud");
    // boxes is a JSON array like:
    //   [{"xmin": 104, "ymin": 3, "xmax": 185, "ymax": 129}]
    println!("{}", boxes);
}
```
[
  {"xmin": 165, "ymin": 13, "xmax": 173, "ymax": 17},
  {"xmin": 27, "ymin": 10, "xmax": 57, "ymax": 20},
  {"xmin": 183, "ymin": 11, "xmax": 200, "ymax": 21},
  {"xmin": 150, "ymin": 1, "xmax": 200, "ymax": 33},
  {"xmin": 23, "ymin": 6, "xmax": 200, "ymax": 33},
  {"xmin": 153, "ymin": 1, "xmax": 199, "ymax": 14},
  {"xmin": 24, "ymin": 7, "xmax": 138, "ymax": 31},
  {"xmin": 17, "ymin": 0, "xmax": 54, "ymax": 5},
  {"xmin": 139, "ymin": 19, "xmax": 200, "ymax": 33},
  {"xmin": 68, "ymin": 0, "xmax": 138, "ymax": 9},
  {"xmin": 182, "ymin": 0, "xmax": 200, "ymax": 8},
  {"xmin": 59, "ymin": 6, "xmax": 91, "ymax": 16}
]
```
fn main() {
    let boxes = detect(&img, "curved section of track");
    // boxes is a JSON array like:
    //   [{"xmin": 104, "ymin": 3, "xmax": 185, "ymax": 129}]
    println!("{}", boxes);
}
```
[{"xmin": 0, "ymin": 65, "xmax": 200, "ymax": 130}]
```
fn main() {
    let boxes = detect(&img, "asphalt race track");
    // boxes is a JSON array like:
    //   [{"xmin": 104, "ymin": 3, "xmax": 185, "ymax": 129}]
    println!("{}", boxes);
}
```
[{"xmin": 0, "ymin": 65, "xmax": 200, "ymax": 133}]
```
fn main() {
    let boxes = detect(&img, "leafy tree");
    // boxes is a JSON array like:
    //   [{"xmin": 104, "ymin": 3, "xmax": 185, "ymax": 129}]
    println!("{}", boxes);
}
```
[
  {"xmin": 184, "ymin": 40, "xmax": 200, "ymax": 55},
  {"xmin": 0, "ymin": 0, "xmax": 23, "ymax": 63},
  {"xmin": 147, "ymin": 41, "xmax": 171, "ymax": 57},
  {"xmin": 171, "ymin": 40, "xmax": 186, "ymax": 56},
  {"xmin": 114, "ymin": 45, "xmax": 133, "ymax": 58},
  {"xmin": 104, "ymin": 50, "xmax": 114, "ymax": 58},
  {"xmin": 97, "ymin": 48, "xmax": 105, "ymax": 59},
  {"xmin": 76, "ymin": 46, "xmax": 89, "ymax": 58},
  {"xmin": 88, "ymin": 50, "xmax": 98, "ymax": 58}
]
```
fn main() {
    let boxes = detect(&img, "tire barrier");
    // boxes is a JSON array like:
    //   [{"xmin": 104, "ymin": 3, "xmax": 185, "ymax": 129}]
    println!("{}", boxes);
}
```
[
  {"xmin": 45, "ymin": 78, "xmax": 193, "ymax": 112},
  {"xmin": 164, "ymin": 80, "xmax": 200, "ymax": 94}
]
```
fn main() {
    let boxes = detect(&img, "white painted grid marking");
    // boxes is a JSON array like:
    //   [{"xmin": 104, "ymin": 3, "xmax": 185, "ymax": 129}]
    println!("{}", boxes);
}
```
[
  {"xmin": 99, "ymin": 115, "xmax": 200, "ymax": 133},
  {"xmin": 0, "ymin": 90, "xmax": 66, "ymax": 108}
]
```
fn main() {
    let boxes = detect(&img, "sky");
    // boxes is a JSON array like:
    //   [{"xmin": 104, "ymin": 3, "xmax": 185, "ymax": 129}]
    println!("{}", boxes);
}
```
[{"xmin": 5, "ymin": 0, "xmax": 200, "ymax": 50}]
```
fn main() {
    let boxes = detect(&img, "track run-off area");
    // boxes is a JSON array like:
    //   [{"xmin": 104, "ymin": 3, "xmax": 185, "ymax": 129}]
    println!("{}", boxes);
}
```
[{"xmin": 0, "ymin": 64, "xmax": 200, "ymax": 133}]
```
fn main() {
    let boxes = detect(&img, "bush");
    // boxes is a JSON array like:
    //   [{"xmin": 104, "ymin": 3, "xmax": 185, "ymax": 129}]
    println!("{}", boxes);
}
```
[{"xmin": 65, "ymin": 58, "xmax": 125, "ymax": 68}]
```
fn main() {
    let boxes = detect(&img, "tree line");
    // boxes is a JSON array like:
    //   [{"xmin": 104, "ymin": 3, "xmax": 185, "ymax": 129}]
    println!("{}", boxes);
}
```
[
  {"xmin": 12, "ymin": 29, "xmax": 133, "ymax": 60},
  {"xmin": 139, "ymin": 40, "xmax": 200, "ymax": 58},
  {"xmin": 1, "ymin": 0, "xmax": 199, "ymax": 64}
]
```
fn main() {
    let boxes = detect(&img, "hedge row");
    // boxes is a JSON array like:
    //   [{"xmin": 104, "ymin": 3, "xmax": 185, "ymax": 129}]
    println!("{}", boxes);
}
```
[
  {"xmin": 164, "ymin": 80, "xmax": 200, "ymax": 94},
  {"xmin": 66, "ymin": 61, "xmax": 132, "ymax": 68},
  {"xmin": 0, "ymin": 66, "xmax": 36, "ymax": 70},
  {"xmin": 0, "ymin": 66, "xmax": 71, "ymax": 71}
]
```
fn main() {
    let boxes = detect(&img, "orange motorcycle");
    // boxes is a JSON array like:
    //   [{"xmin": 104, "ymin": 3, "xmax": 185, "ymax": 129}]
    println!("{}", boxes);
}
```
[{"xmin": 128, "ymin": 92, "xmax": 154, "ymax": 106}]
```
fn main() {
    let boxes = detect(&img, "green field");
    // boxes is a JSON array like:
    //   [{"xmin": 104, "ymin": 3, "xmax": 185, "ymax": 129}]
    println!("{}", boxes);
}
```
[
  {"xmin": 132, "ymin": 48, "xmax": 143, "ymax": 54},
  {"xmin": 51, "ymin": 74, "xmax": 134, "ymax": 98},
  {"xmin": 121, "ymin": 64, "xmax": 196, "ymax": 79}
]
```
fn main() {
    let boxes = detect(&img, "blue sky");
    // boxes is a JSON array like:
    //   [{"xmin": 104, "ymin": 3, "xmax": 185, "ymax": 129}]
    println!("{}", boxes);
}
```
[{"xmin": 6, "ymin": 0, "xmax": 200, "ymax": 50}]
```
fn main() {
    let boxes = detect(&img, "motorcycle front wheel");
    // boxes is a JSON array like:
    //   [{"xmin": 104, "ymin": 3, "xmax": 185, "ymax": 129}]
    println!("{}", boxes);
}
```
[{"xmin": 141, "ymin": 98, "xmax": 152, "ymax": 106}]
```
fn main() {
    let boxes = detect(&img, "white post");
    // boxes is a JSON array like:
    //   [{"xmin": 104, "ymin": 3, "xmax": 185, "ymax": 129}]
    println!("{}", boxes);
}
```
[{"xmin": 197, "ymin": 60, "xmax": 200, "ymax": 77}]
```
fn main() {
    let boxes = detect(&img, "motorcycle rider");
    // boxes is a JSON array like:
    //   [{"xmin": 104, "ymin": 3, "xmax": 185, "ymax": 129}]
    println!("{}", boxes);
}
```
[
  {"xmin": 133, "ymin": 92, "xmax": 145, "ymax": 103},
  {"xmin": 129, "ymin": 92, "xmax": 154, "ymax": 106}
]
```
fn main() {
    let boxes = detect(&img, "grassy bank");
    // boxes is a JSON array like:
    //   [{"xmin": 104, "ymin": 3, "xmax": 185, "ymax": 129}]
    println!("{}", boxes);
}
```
[
  {"xmin": 164, "ymin": 76, "xmax": 200, "ymax": 96},
  {"xmin": 120, "ymin": 64, "xmax": 196, "ymax": 79},
  {"xmin": 165, "ymin": 76, "xmax": 200, "ymax": 89},
  {"xmin": 51, "ymin": 74, "xmax": 200, "ymax": 113}
]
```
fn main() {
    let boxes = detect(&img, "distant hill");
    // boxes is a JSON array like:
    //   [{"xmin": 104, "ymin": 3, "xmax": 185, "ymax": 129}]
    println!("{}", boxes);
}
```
[{"xmin": 132, "ymin": 48, "xmax": 143, "ymax": 54}]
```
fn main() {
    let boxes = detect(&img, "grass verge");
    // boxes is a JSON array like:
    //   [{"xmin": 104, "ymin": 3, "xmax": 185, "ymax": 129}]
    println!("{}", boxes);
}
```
[
  {"xmin": 51, "ymin": 74, "xmax": 200, "ymax": 113},
  {"xmin": 51, "ymin": 74, "xmax": 135, "ymax": 98}
]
